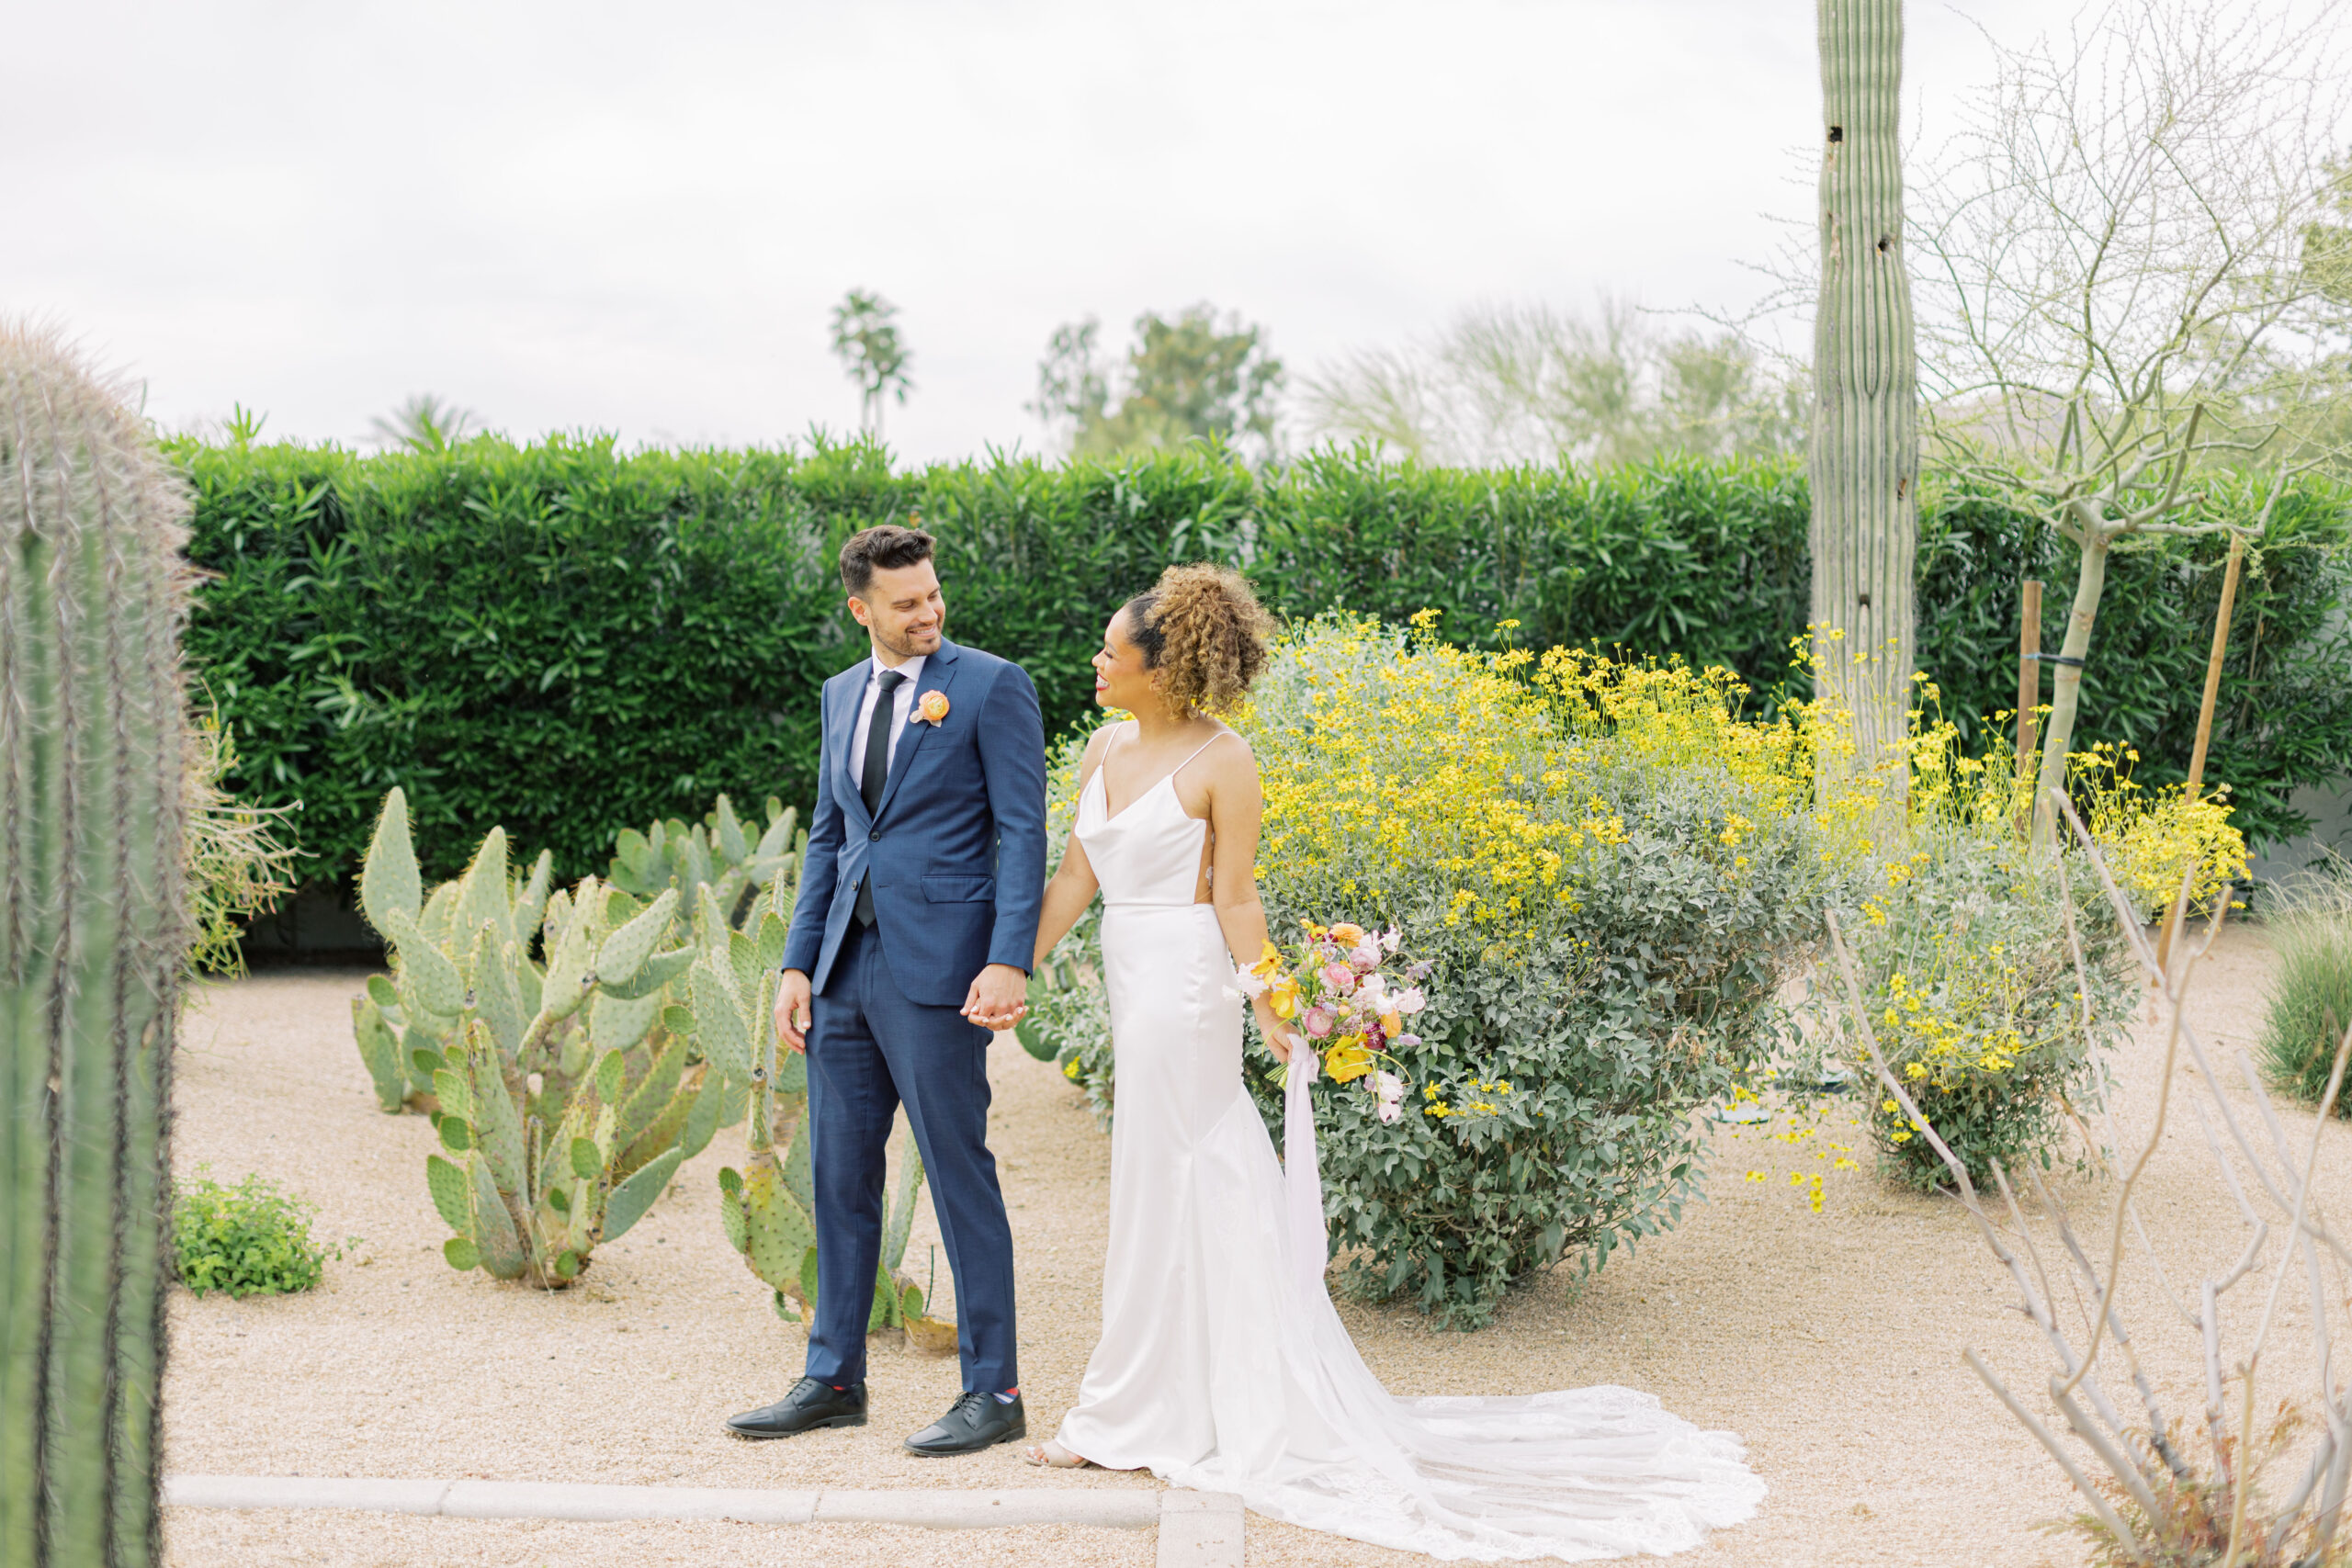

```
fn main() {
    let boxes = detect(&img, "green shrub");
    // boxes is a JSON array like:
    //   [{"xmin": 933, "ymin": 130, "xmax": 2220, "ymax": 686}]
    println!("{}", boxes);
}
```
[
  {"xmin": 176, "ymin": 436, "xmax": 2352, "ymax": 908},
  {"xmin": 172, "ymin": 1173, "xmax": 339, "ymax": 1298},
  {"xmin": 2260, "ymin": 861, "xmax": 2352, "ymax": 1114},
  {"xmin": 1033, "ymin": 617, "xmax": 1858, "ymax": 1326}
]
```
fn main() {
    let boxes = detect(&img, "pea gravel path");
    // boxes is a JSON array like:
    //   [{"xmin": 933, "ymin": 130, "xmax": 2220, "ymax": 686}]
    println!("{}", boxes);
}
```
[{"xmin": 162, "ymin": 920, "xmax": 2326, "ymax": 1567}]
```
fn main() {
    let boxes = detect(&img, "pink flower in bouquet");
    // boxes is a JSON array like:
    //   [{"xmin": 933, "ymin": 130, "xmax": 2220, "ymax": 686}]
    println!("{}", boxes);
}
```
[
  {"xmin": 1392, "ymin": 986, "xmax": 1427, "ymax": 1016},
  {"xmin": 1320, "ymin": 962, "xmax": 1356, "ymax": 994},
  {"xmin": 1349, "ymin": 942, "xmax": 1381, "ymax": 975},
  {"xmin": 1373, "ymin": 1070, "xmax": 1406, "ymax": 1123},
  {"xmin": 1380, "ymin": 926, "xmax": 1403, "ymax": 954},
  {"xmin": 1301, "ymin": 1005, "xmax": 1337, "ymax": 1040}
]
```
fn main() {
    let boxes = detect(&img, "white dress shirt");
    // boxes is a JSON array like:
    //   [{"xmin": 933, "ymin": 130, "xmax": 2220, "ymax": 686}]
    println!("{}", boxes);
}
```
[{"xmin": 851, "ymin": 651, "xmax": 927, "ymax": 784}]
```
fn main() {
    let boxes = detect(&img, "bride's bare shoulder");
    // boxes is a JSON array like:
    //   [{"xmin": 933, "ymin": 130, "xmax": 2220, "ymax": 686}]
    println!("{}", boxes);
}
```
[
  {"xmin": 1195, "ymin": 726, "xmax": 1260, "ymax": 784},
  {"xmin": 1076, "ymin": 720, "xmax": 1130, "ymax": 778}
]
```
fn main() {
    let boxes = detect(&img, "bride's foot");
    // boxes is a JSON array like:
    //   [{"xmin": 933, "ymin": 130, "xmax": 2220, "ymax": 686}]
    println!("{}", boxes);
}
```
[{"xmin": 1022, "ymin": 1438, "xmax": 1092, "ymax": 1469}]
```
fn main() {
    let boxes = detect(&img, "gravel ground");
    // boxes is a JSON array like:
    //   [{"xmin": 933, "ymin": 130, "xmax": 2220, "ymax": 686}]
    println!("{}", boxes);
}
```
[{"xmin": 161, "ymin": 920, "xmax": 2335, "ymax": 1567}]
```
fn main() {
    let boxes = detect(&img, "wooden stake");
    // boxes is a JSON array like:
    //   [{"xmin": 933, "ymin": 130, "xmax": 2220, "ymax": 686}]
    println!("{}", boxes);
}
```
[
  {"xmin": 2184, "ymin": 533, "xmax": 2246, "ymax": 796},
  {"xmin": 2159, "ymin": 532, "xmax": 2246, "ymax": 971},
  {"xmin": 2016, "ymin": 580, "xmax": 2041, "ymax": 831}
]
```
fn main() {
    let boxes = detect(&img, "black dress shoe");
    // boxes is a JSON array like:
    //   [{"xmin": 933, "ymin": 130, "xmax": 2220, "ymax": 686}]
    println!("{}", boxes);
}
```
[
  {"xmin": 904, "ymin": 1392, "xmax": 1026, "ymax": 1456},
  {"xmin": 724, "ymin": 1377, "xmax": 867, "ymax": 1439}
]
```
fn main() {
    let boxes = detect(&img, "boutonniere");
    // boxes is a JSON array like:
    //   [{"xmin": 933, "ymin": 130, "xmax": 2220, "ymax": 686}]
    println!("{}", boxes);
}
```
[{"xmin": 913, "ymin": 691, "xmax": 950, "ymax": 727}]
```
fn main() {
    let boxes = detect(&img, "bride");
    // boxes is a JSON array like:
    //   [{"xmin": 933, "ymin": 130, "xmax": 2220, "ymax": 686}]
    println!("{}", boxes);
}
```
[{"xmin": 1018, "ymin": 564, "xmax": 1765, "ymax": 1562}]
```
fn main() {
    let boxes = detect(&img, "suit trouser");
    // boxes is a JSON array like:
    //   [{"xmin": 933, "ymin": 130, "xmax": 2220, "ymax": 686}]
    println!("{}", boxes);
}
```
[{"xmin": 802, "ymin": 918, "xmax": 1019, "ymax": 1393}]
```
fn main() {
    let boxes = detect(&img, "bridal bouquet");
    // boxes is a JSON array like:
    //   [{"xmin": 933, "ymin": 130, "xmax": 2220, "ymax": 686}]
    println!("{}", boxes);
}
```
[{"xmin": 1237, "ymin": 920, "xmax": 1430, "ymax": 1122}]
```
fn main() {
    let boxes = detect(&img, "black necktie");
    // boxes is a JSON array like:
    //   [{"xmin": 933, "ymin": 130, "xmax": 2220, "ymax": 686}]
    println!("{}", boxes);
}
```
[{"xmin": 854, "ymin": 670, "xmax": 906, "ymax": 926}]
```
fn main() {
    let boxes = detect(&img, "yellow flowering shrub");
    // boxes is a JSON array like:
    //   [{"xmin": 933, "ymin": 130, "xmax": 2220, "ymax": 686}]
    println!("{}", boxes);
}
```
[
  {"xmin": 1824, "ymin": 709, "xmax": 2237, "ymax": 1189},
  {"xmin": 1032, "ymin": 614, "xmax": 1860, "ymax": 1325},
  {"xmin": 1905, "ymin": 716, "xmax": 2248, "ymax": 919}
]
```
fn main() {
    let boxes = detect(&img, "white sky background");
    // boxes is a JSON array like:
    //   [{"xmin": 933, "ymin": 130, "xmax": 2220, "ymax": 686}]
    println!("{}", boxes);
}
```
[{"xmin": 6, "ymin": 0, "xmax": 2057, "ymax": 465}]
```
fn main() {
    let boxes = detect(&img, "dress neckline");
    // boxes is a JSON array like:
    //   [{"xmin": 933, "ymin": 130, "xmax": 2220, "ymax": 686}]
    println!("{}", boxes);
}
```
[{"xmin": 1085, "ymin": 728, "xmax": 1229, "ymax": 827}]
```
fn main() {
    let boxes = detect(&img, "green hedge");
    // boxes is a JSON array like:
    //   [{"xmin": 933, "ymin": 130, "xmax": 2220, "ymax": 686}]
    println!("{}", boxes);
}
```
[{"xmin": 177, "ymin": 434, "xmax": 2352, "ymax": 894}]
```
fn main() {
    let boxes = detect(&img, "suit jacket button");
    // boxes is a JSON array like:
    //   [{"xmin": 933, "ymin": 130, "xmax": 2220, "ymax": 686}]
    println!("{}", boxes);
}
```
[{"xmin": 869, "ymin": 829, "xmax": 881, "ymax": 841}]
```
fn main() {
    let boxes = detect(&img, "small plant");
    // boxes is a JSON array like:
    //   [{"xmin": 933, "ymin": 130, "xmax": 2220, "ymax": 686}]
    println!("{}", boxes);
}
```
[
  {"xmin": 173, "ymin": 1173, "xmax": 341, "ymax": 1298},
  {"xmin": 184, "ymin": 701, "xmax": 301, "ymax": 978},
  {"xmin": 2260, "ymin": 857, "xmax": 2352, "ymax": 1116}
]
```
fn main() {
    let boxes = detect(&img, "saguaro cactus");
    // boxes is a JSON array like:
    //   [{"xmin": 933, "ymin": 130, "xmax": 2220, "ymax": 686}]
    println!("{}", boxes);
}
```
[
  {"xmin": 1811, "ymin": 0, "xmax": 1918, "ymax": 814},
  {"xmin": 1, "ymin": 326, "xmax": 192, "ymax": 1567}
]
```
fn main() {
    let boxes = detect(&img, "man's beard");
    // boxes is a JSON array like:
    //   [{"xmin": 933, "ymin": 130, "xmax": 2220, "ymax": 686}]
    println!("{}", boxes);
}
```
[{"xmin": 875, "ymin": 619, "xmax": 940, "ymax": 660}]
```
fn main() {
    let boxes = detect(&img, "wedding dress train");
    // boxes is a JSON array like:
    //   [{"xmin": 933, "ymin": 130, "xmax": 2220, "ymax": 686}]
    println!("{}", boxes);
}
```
[{"xmin": 1052, "ymin": 735, "xmax": 1766, "ymax": 1562}]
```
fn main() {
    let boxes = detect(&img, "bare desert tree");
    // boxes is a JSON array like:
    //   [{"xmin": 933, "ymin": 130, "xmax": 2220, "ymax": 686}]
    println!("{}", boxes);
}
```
[
  {"xmin": 1826, "ymin": 794, "xmax": 2352, "ymax": 1565},
  {"xmin": 1297, "ymin": 299, "xmax": 1803, "ymax": 468},
  {"xmin": 1911, "ymin": 0, "xmax": 2352, "ymax": 840}
]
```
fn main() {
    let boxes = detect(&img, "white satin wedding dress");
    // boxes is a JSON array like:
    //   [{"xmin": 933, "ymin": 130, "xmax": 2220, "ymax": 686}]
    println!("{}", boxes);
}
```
[{"xmin": 1052, "ymin": 732, "xmax": 1766, "ymax": 1562}]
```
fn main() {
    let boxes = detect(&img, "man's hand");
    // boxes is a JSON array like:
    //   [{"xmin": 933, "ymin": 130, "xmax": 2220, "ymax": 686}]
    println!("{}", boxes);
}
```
[
  {"xmin": 961, "ymin": 964, "xmax": 1029, "ymax": 1032},
  {"xmin": 774, "ymin": 969, "xmax": 814, "ymax": 1055}
]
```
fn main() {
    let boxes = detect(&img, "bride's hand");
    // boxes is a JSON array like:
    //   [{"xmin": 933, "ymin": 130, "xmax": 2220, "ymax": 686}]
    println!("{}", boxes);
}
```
[{"xmin": 1252, "ymin": 998, "xmax": 1299, "ymax": 1064}]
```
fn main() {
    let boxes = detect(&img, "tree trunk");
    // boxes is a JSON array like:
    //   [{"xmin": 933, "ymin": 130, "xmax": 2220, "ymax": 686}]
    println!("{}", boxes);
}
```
[
  {"xmin": 1810, "ymin": 0, "xmax": 1918, "ymax": 819},
  {"xmin": 2030, "ymin": 524, "xmax": 2109, "ymax": 842}
]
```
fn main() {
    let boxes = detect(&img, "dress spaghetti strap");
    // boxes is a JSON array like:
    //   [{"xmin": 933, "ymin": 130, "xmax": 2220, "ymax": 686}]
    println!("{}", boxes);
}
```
[{"xmin": 1168, "ymin": 729, "xmax": 1235, "ymax": 782}]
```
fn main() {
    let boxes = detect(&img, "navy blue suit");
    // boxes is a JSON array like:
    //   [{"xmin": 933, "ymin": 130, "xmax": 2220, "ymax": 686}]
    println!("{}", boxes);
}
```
[{"xmin": 782, "ymin": 637, "xmax": 1046, "ymax": 1393}]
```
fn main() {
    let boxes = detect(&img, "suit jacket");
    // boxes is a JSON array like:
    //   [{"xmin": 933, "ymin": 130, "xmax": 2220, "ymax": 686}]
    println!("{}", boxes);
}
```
[{"xmin": 781, "ymin": 637, "xmax": 1048, "ymax": 1008}]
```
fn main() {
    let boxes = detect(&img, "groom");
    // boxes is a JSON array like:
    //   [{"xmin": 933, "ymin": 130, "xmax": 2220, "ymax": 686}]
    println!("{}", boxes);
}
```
[{"xmin": 726, "ymin": 524, "xmax": 1046, "ymax": 1455}]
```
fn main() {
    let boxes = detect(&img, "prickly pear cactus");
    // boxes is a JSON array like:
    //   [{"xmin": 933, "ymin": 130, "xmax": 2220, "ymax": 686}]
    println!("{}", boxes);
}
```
[
  {"xmin": 0, "ymin": 325, "xmax": 193, "ymax": 1567},
  {"xmin": 713, "ymin": 995, "xmax": 951, "ymax": 1349},
  {"xmin": 351, "ymin": 789, "xmax": 555, "ymax": 1113},
  {"xmin": 610, "ymin": 794, "xmax": 804, "ymax": 929},
  {"xmin": 356, "ymin": 788, "xmax": 730, "ymax": 1287}
]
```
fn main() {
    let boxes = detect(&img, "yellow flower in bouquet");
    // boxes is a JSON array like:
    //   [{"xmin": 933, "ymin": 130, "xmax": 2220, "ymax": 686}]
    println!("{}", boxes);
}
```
[
  {"xmin": 1267, "ymin": 974, "xmax": 1302, "ymax": 1020},
  {"xmin": 1325, "ymin": 1035, "xmax": 1374, "ymax": 1082}
]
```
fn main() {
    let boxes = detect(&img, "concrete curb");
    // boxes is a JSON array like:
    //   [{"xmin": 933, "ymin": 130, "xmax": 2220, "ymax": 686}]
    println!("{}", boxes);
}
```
[
  {"xmin": 163, "ymin": 1474, "xmax": 1233, "ymax": 1553},
  {"xmin": 1158, "ymin": 1489, "xmax": 1247, "ymax": 1566}
]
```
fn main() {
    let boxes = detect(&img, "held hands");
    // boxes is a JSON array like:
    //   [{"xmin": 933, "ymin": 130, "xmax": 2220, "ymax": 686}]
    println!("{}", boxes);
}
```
[
  {"xmin": 962, "ymin": 963, "xmax": 1030, "ymax": 1032},
  {"xmin": 774, "ymin": 964, "xmax": 1029, "ymax": 1049}
]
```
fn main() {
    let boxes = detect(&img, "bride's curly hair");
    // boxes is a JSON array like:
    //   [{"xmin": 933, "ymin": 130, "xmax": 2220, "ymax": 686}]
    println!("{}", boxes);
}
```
[{"xmin": 1122, "ymin": 564, "xmax": 1277, "ymax": 719}]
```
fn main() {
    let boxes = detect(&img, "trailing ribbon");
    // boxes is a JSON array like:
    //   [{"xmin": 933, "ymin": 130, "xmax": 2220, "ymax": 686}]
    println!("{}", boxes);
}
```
[{"xmin": 1282, "ymin": 1043, "xmax": 1329, "ymax": 1300}]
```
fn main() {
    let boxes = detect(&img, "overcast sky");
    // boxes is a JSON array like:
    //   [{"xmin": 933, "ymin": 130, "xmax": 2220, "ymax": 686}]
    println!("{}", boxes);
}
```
[{"xmin": 6, "ymin": 0, "xmax": 2054, "ymax": 464}]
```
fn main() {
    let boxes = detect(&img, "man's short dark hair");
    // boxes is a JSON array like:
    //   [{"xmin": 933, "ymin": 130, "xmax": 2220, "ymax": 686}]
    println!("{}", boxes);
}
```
[{"xmin": 839, "ymin": 524, "xmax": 936, "ymax": 598}]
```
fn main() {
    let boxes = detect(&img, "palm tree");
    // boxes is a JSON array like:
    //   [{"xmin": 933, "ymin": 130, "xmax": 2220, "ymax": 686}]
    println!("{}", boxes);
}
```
[
  {"xmin": 368, "ymin": 393, "xmax": 480, "ymax": 453},
  {"xmin": 830, "ymin": 290, "xmax": 913, "ymax": 439}
]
